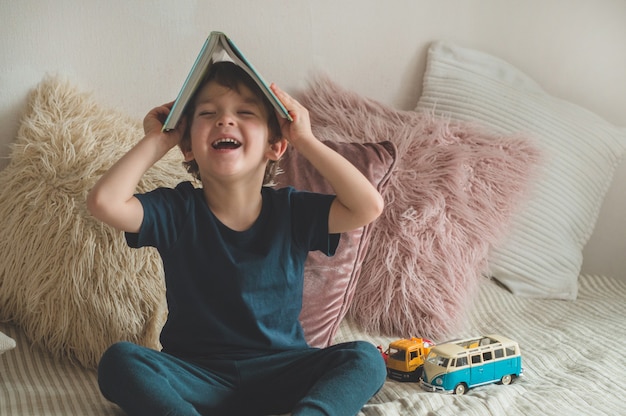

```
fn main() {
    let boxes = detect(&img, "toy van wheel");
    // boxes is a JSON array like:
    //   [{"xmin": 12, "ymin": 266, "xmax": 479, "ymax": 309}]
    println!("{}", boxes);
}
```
[
  {"xmin": 453, "ymin": 383, "xmax": 467, "ymax": 395},
  {"xmin": 500, "ymin": 375, "xmax": 512, "ymax": 385}
]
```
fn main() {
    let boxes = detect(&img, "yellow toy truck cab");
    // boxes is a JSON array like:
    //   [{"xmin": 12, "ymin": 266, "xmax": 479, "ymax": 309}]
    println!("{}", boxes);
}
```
[{"xmin": 385, "ymin": 337, "xmax": 435, "ymax": 382}]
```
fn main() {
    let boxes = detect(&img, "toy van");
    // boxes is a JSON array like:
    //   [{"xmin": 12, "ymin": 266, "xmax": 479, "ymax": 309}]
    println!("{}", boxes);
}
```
[
  {"xmin": 420, "ymin": 334, "xmax": 522, "ymax": 394},
  {"xmin": 384, "ymin": 337, "xmax": 435, "ymax": 382}
]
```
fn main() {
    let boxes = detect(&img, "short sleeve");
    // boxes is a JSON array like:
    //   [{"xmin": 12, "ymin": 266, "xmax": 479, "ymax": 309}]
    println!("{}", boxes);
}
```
[
  {"xmin": 125, "ymin": 182, "xmax": 195, "ymax": 250},
  {"xmin": 288, "ymin": 189, "xmax": 339, "ymax": 256}
]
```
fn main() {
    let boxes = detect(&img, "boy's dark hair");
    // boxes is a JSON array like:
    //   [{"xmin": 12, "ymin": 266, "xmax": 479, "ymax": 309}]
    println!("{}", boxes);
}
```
[{"xmin": 179, "ymin": 61, "xmax": 283, "ymax": 185}]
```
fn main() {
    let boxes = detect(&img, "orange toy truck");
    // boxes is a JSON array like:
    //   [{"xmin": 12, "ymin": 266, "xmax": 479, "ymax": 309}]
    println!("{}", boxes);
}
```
[{"xmin": 384, "ymin": 337, "xmax": 435, "ymax": 382}]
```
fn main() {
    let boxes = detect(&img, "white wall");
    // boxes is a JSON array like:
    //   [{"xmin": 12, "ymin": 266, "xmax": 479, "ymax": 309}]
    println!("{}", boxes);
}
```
[{"xmin": 1, "ymin": 0, "xmax": 625, "ymax": 279}]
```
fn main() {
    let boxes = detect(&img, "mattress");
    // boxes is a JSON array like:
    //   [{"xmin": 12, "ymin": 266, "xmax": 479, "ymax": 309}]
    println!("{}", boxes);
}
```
[
  {"xmin": 1, "ymin": 274, "xmax": 625, "ymax": 416},
  {"xmin": 339, "ymin": 274, "xmax": 626, "ymax": 416}
]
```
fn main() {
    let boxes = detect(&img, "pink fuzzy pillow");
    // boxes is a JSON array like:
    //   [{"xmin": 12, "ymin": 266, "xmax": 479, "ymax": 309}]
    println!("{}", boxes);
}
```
[
  {"xmin": 297, "ymin": 77, "xmax": 541, "ymax": 339},
  {"xmin": 274, "ymin": 141, "xmax": 396, "ymax": 347}
]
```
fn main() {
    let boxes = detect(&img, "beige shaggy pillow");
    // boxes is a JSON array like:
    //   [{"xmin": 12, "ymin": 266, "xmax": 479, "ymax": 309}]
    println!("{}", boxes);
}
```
[{"xmin": 0, "ymin": 76, "xmax": 185, "ymax": 368}]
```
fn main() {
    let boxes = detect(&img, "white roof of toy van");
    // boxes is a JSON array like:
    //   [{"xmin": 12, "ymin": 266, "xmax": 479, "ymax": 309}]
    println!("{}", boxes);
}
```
[{"xmin": 431, "ymin": 334, "xmax": 518, "ymax": 357}]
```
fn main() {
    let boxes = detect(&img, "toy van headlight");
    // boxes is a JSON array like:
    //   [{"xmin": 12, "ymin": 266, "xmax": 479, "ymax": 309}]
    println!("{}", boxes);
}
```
[{"xmin": 435, "ymin": 377, "xmax": 443, "ymax": 386}]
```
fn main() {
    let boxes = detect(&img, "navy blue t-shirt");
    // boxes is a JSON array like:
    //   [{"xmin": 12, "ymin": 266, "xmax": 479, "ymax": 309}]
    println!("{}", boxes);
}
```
[{"xmin": 126, "ymin": 182, "xmax": 339, "ymax": 359}]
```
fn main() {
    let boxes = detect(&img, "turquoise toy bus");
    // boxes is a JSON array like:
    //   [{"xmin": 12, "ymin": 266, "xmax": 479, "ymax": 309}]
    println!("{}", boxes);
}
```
[{"xmin": 420, "ymin": 334, "xmax": 522, "ymax": 395}]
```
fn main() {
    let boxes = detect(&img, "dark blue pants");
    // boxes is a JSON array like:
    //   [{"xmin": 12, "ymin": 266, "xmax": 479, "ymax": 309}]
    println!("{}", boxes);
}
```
[{"xmin": 98, "ymin": 340, "xmax": 386, "ymax": 416}]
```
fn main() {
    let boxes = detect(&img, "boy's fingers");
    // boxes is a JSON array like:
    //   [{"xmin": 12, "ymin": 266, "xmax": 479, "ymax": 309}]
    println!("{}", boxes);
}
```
[
  {"xmin": 271, "ymin": 83, "xmax": 309, "ymax": 125},
  {"xmin": 271, "ymin": 83, "xmax": 292, "ymax": 103}
]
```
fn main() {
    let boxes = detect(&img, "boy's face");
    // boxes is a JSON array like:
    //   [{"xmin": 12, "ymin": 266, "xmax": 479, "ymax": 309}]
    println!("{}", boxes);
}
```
[{"xmin": 183, "ymin": 80, "xmax": 283, "ymax": 183}]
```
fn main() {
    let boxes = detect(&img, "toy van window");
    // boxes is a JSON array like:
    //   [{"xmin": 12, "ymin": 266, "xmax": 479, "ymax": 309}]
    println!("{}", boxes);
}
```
[
  {"xmin": 483, "ymin": 351, "xmax": 493, "ymax": 361},
  {"xmin": 494, "ymin": 348, "xmax": 504, "ymax": 359},
  {"xmin": 505, "ymin": 346, "xmax": 516, "ymax": 357},
  {"xmin": 428, "ymin": 353, "xmax": 450, "ymax": 368},
  {"xmin": 471, "ymin": 354, "xmax": 482, "ymax": 364},
  {"xmin": 456, "ymin": 356, "xmax": 468, "ymax": 367}
]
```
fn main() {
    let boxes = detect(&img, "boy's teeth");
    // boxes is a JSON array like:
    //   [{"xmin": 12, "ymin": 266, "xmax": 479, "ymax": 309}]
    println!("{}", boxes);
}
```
[{"xmin": 212, "ymin": 138, "xmax": 241, "ymax": 149}]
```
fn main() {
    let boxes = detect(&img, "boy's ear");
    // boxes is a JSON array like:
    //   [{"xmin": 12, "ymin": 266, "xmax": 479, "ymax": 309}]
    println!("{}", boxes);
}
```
[
  {"xmin": 179, "ymin": 143, "xmax": 195, "ymax": 162},
  {"xmin": 267, "ymin": 138, "xmax": 288, "ymax": 161}
]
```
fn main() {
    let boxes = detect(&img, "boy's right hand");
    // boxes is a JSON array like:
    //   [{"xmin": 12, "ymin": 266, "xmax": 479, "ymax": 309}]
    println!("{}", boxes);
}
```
[
  {"xmin": 143, "ymin": 102, "xmax": 186, "ymax": 151},
  {"xmin": 87, "ymin": 102, "xmax": 187, "ymax": 233}
]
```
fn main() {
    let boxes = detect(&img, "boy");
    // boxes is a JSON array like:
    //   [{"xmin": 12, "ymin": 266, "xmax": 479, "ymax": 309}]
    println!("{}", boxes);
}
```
[{"xmin": 88, "ymin": 62, "xmax": 387, "ymax": 416}]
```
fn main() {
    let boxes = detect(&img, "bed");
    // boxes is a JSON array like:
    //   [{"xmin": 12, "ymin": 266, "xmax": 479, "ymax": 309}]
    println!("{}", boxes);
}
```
[
  {"xmin": 1, "ymin": 41, "xmax": 625, "ymax": 416},
  {"xmin": 2, "ymin": 273, "xmax": 626, "ymax": 415}
]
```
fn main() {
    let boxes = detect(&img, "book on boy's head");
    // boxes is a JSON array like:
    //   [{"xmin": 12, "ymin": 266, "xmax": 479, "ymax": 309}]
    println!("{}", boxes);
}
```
[{"xmin": 162, "ymin": 31, "xmax": 292, "ymax": 132}]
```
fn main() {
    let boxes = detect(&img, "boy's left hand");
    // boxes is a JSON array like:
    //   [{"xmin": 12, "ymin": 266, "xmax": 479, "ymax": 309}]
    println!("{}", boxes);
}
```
[
  {"xmin": 270, "ymin": 84, "xmax": 383, "ymax": 234},
  {"xmin": 270, "ymin": 83, "xmax": 315, "ymax": 147}
]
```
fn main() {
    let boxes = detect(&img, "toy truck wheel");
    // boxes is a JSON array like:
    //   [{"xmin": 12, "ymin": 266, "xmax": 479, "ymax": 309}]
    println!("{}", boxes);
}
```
[
  {"xmin": 500, "ymin": 374, "xmax": 512, "ymax": 385},
  {"xmin": 412, "ymin": 367, "xmax": 424, "ymax": 381},
  {"xmin": 453, "ymin": 383, "xmax": 467, "ymax": 395}
]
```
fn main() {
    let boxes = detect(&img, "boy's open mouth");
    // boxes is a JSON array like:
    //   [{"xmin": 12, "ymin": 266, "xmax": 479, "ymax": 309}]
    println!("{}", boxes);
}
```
[{"xmin": 212, "ymin": 138, "xmax": 242, "ymax": 150}]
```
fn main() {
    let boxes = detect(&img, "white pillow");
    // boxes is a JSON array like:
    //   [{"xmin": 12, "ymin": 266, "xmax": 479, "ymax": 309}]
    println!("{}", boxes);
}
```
[
  {"xmin": 0, "ymin": 330, "xmax": 16, "ymax": 354},
  {"xmin": 416, "ymin": 41, "xmax": 626, "ymax": 300}
]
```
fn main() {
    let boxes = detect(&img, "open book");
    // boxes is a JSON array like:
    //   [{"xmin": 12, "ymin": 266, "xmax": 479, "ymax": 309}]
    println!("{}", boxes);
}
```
[{"xmin": 162, "ymin": 31, "xmax": 292, "ymax": 132}]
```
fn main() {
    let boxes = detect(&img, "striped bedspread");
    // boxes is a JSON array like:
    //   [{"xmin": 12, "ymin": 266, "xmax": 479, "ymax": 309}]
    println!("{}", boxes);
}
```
[
  {"xmin": 337, "ymin": 274, "xmax": 626, "ymax": 416},
  {"xmin": 0, "ymin": 326, "xmax": 121, "ymax": 415},
  {"xmin": 1, "ymin": 274, "xmax": 625, "ymax": 415}
]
